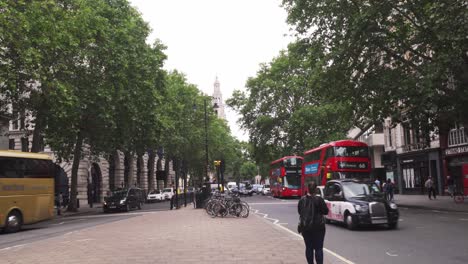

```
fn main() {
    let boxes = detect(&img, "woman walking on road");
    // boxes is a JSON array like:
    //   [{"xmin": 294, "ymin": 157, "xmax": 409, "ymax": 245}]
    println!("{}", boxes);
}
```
[{"xmin": 298, "ymin": 182, "xmax": 329, "ymax": 264}]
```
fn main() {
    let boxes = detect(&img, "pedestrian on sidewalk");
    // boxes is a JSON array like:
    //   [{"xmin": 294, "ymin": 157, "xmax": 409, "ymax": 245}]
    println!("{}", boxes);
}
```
[
  {"xmin": 385, "ymin": 179, "xmax": 394, "ymax": 201},
  {"xmin": 57, "ymin": 192, "xmax": 63, "ymax": 216},
  {"xmin": 447, "ymin": 176, "xmax": 454, "ymax": 198},
  {"xmin": 298, "ymin": 182, "xmax": 329, "ymax": 264},
  {"xmin": 425, "ymin": 177, "xmax": 436, "ymax": 200},
  {"xmin": 374, "ymin": 178, "xmax": 381, "ymax": 190},
  {"xmin": 87, "ymin": 182, "xmax": 94, "ymax": 208}
]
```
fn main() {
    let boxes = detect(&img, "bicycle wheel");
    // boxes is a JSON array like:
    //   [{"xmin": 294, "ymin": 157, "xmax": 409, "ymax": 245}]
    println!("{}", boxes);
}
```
[
  {"xmin": 240, "ymin": 203, "xmax": 249, "ymax": 218},
  {"xmin": 229, "ymin": 203, "xmax": 243, "ymax": 217}
]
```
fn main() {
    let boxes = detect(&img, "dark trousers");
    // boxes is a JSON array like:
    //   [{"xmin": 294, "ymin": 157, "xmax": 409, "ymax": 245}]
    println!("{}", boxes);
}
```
[
  {"xmin": 302, "ymin": 229, "xmax": 325, "ymax": 264},
  {"xmin": 428, "ymin": 187, "xmax": 436, "ymax": 199}
]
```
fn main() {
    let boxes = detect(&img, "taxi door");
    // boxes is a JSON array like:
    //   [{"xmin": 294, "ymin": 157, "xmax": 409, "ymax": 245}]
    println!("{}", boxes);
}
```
[{"xmin": 324, "ymin": 182, "xmax": 345, "ymax": 222}]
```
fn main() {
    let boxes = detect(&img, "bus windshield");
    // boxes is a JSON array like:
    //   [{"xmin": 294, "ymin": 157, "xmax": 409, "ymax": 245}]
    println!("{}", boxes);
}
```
[
  {"xmin": 284, "ymin": 174, "xmax": 300, "ymax": 189},
  {"xmin": 334, "ymin": 146, "xmax": 369, "ymax": 157}
]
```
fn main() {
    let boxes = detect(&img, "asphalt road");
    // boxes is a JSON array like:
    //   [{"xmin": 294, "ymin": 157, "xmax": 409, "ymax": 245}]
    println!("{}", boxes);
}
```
[
  {"xmin": 0, "ymin": 200, "xmax": 173, "ymax": 250},
  {"xmin": 245, "ymin": 194, "xmax": 468, "ymax": 264}
]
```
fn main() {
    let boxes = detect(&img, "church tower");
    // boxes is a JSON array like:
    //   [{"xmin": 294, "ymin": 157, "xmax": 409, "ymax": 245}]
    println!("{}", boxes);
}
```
[{"xmin": 212, "ymin": 76, "xmax": 226, "ymax": 120}]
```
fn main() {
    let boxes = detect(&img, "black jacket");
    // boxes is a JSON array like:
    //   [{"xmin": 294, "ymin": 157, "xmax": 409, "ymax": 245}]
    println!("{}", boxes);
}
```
[{"xmin": 298, "ymin": 195, "xmax": 329, "ymax": 231}]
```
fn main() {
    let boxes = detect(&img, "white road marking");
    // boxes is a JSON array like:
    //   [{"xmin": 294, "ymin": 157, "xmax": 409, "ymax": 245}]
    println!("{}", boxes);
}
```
[
  {"xmin": 386, "ymin": 252, "xmax": 398, "ymax": 257},
  {"xmin": 253, "ymin": 210, "xmax": 356, "ymax": 264},
  {"xmin": 459, "ymin": 218, "xmax": 468, "ymax": 221},
  {"xmin": 399, "ymin": 219, "xmax": 404, "ymax": 221},
  {"xmin": 76, "ymin": 239, "xmax": 94, "ymax": 242},
  {"xmin": 51, "ymin": 221, "xmax": 66, "ymax": 226},
  {"xmin": 0, "ymin": 244, "xmax": 26, "ymax": 251},
  {"xmin": 249, "ymin": 202, "xmax": 297, "ymax": 205}
]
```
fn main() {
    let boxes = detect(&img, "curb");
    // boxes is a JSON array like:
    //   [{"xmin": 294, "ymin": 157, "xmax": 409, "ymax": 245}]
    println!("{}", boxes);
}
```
[{"xmin": 398, "ymin": 204, "xmax": 468, "ymax": 213}]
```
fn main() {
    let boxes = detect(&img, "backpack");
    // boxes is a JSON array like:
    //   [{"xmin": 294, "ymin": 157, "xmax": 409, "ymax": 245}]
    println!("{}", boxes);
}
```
[{"xmin": 298, "ymin": 196, "xmax": 324, "ymax": 233}]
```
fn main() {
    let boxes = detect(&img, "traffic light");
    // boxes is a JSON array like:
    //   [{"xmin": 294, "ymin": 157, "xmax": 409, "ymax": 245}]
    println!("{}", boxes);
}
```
[{"xmin": 214, "ymin": 160, "xmax": 221, "ymax": 167}]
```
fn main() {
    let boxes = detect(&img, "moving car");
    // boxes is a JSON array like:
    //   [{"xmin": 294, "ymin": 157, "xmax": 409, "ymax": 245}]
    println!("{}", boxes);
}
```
[
  {"xmin": 162, "ymin": 187, "xmax": 174, "ymax": 200},
  {"xmin": 146, "ymin": 190, "xmax": 164, "ymax": 203},
  {"xmin": 262, "ymin": 184, "xmax": 271, "ymax": 195},
  {"xmin": 323, "ymin": 179, "xmax": 399, "ymax": 230},
  {"xmin": 103, "ymin": 187, "xmax": 145, "ymax": 213}
]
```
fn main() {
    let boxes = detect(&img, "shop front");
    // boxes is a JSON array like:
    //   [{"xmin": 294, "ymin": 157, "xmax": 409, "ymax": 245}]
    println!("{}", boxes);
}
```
[
  {"xmin": 445, "ymin": 144, "xmax": 468, "ymax": 195},
  {"xmin": 397, "ymin": 149, "xmax": 442, "ymax": 195}
]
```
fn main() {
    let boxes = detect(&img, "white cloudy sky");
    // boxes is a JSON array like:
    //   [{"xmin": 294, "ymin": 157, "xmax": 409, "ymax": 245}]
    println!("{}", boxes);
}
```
[{"xmin": 129, "ymin": 0, "xmax": 293, "ymax": 141}]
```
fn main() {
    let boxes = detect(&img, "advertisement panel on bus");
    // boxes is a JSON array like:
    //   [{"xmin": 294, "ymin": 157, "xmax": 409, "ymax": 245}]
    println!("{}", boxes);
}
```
[{"xmin": 302, "ymin": 140, "xmax": 371, "ymax": 195}]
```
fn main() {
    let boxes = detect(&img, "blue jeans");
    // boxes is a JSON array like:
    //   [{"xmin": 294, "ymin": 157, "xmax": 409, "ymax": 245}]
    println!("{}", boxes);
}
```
[{"xmin": 302, "ymin": 229, "xmax": 325, "ymax": 264}]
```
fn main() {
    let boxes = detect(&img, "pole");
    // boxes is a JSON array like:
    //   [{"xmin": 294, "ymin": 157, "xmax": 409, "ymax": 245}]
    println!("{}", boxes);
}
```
[
  {"xmin": 217, "ymin": 165, "xmax": 220, "ymax": 191},
  {"xmin": 175, "ymin": 160, "xmax": 179, "ymax": 209},
  {"xmin": 204, "ymin": 99, "xmax": 209, "ymax": 183},
  {"xmin": 183, "ymin": 162, "xmax": 187, "ymax": 207}
]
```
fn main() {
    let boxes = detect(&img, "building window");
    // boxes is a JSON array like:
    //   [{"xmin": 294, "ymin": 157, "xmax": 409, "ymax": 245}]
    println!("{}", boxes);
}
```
[
  {"xmin": 9, "ymin": 139, "xmax": 15, "ymax": 150},
  {"xmin": 448, "ymin": 126, "xmax": 467, "ymax": 146},
  {"xmin": 21, "ymin": 137, "xmax": 29, "ymax": 152},
  {"xmin": 388, "ymin": 128, "xmax": 393, "ymax": 147}
]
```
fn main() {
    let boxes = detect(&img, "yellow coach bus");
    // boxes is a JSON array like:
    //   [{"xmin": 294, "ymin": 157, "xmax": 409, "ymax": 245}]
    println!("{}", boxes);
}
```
[{"xmin": 0, "ymin": 150, "xmax": 55, "ymax": 233}]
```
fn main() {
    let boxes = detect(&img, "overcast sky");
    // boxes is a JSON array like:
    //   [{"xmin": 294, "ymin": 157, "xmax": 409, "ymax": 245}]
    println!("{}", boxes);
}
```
[{"xmin": 129, "ymin": 0, "xmax": 292, "ymax": 141}]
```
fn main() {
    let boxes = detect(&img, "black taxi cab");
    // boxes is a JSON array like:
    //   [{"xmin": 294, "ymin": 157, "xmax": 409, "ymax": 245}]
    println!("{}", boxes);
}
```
[{"xmin": 322, "ymin": 179, "xmax": 399, "ymax": 230}]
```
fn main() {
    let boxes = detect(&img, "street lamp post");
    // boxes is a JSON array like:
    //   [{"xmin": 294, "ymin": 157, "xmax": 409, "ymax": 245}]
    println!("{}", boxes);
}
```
[{"xmin": 202, "ymin": 98, "xmax": 219, "ymax": 185}]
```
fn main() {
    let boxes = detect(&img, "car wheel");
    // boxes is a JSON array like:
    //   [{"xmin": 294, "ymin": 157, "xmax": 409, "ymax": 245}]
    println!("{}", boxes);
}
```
[
  {"xmin": 345, "ymin": 213, "xmax": 357, "ymax": 230},
  {"xmin": 3, "ymin": 210, "xmax": 22, "ymax": 233}
]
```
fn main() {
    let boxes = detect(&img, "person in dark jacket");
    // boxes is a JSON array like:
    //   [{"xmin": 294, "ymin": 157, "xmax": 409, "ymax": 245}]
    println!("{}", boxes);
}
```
[{"xmin": 298, "ymin": 182, "xmax": 329, "ymax": 264}]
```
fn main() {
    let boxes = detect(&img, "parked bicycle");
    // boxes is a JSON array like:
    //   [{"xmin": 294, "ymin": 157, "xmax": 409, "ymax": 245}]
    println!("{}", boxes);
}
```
[{"xmin": 204, "ymin": 191, "xmax": 249, "ymax": 218}]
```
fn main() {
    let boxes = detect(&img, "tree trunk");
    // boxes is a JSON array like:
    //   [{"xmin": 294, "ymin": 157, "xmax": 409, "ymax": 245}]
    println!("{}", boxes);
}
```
[
  {"xmin": 67, "ymin": 130, "xmax": 84, "ymax": 212},
  {"xmin": 30, "ymin": 110, "xmax": 45, "ymax": 153},
  {"xmin": 148, "ymin": 151, "xmax": 155, "ymax": 190}
]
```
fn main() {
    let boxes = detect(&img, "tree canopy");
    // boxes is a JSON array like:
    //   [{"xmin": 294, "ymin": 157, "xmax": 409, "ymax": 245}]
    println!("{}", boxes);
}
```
[{"xmin": 282, "ymin": 0, "xmax": 468, "ymax": 135}]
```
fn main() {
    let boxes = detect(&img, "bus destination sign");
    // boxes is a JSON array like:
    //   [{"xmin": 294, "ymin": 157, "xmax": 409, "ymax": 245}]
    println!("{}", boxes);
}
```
[{"xmin": 338, "ymin": 162, "xmax": 368, "ymax": 170}]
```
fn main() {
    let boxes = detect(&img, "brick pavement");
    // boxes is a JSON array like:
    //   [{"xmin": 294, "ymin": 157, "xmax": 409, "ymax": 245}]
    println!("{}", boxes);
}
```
[{"xmin": 1, "ymin": 207, "xmax": 349, "ymax": 264}]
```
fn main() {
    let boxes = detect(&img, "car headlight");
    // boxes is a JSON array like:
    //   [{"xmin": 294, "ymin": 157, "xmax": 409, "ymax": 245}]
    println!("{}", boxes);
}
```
[
  {"xmin": 390, "ymin": 203, "xmax": 398, "ymax": 210},
  {"xmin": 120, "ymin": 199, "xmax": 126, "ymax": 205},
  {"xmin": 354, "ymin": 204, "xmax": 368, "ymax": 212}
]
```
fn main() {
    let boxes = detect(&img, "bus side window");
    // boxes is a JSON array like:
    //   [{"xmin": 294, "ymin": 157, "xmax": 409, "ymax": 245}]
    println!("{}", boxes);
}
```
[
  {"xmin": 24, "ymin": 159, "xmax": 53, "ymax": 178},
  {"xmin": 0, "ymin": 158, "xmax": 18, "ymax": 178}
]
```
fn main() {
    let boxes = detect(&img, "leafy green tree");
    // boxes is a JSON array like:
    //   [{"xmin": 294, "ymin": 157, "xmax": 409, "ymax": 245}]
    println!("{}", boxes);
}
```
[
  {"xmin": 282, "ymin": 0, "xmax": 468, "ymax": 138},
  {"xmin": 240, "ymin": 161, "xmax": 257, "ymax": 181},
  {"xmin": 227, "ymin": 41, "xmax": 351, "ymax": 169}
]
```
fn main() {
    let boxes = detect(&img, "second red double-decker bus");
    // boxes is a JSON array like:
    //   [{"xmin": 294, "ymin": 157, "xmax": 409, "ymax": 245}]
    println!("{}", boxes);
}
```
[
  {"xmin": 302, "ymin": 140, "xmax": 371, "ymax": 194},
  {"xmin": 270, "ymin": 156, "xmax": 303, "ymax": 198}
]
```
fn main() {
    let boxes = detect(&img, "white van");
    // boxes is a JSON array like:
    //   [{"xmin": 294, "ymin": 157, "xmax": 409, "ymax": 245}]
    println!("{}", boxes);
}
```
[{"xmin": 227, "ymin": 182, "xmax": 238, "ymax": 190}]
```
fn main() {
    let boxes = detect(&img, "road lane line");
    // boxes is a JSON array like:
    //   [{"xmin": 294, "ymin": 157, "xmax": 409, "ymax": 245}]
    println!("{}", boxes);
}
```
[
  {"xmin": 249, "ymin": 202, "xmax": 297, "ymax": 205},
  {"xmin": 0, "ymin": 244, "xmax": 26, "ymax": 251},
  {"xmin": 386, "ymin": 252, "xmax": 398, "ymax": 257},
  {"xmin": 253, "ymin": 210, "xmax": 356, "ymax": 264}
]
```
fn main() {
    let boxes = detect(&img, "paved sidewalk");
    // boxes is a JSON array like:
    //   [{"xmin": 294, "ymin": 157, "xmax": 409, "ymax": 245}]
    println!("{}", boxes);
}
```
[
  {"xmin": 54, "ymin": 204, "xmax": 102, "ymax": 218},
  {"xmin": 2, "ymin": 208, "xmax": 348, "ymax": 264},
  {"xmin": 394, "ymin": 194, "xmax": 468, "ymax": 212}
]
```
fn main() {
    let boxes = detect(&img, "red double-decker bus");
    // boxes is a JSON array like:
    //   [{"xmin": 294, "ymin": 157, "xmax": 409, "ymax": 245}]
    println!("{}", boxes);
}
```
[
  {"xmin": 302, "ymin": 140, "xmax": 371, "ymax": 194},
  {"xmin": 270, "ymin": 156, "xmax": 303, "ymax": 198}
]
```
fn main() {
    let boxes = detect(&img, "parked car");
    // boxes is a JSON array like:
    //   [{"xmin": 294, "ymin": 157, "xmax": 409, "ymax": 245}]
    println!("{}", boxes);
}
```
[
  {"xmin": 252, "ymin": 184, "xmax": 264, "ymax": 194},
  {"xmin": 147, "ymin": 190, "xmax": 164, "ymax": 203},
  {"xmin": 162, "ymin": 187, "xmax": 174, "ymax": 200},
  {"xmin": 322, "ymin": 179, "xmax": 399, "ymax": 230},
  {"xmin": 262, "ymin": 184, "xmax": 271, "ymax": 195},
  {"xmin": 103, "ymin": 187, "xmax": 145, "ymax": 213}
]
